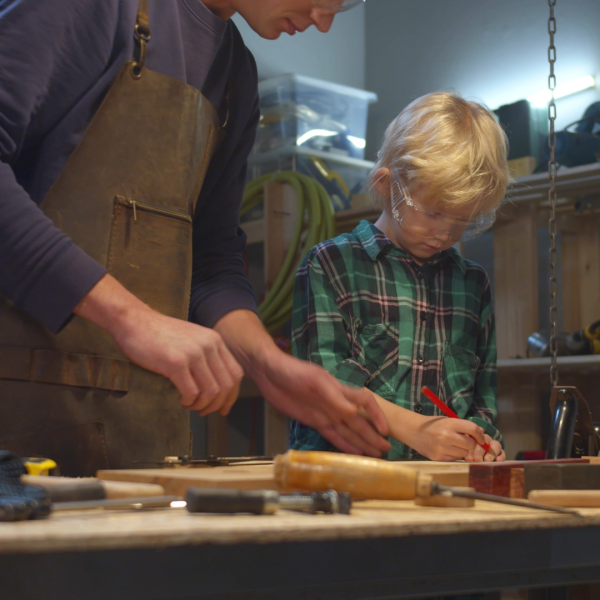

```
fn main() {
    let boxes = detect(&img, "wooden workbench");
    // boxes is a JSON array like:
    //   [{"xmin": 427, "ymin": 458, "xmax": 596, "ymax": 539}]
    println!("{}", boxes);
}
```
[{"xmin": 2, "ymin": 498, "xmax": 600, "ymax": 599}]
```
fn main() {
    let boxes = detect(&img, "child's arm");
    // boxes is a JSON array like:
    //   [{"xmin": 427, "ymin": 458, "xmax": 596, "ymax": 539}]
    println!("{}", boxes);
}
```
[{"xmin": 365, "ymin": 390, "xmax": 492, "ymax": 462}]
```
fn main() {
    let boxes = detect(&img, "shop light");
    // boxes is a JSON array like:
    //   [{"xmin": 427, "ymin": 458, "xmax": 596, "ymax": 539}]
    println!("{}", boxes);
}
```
[{"xmin": 527, "ymin": 75, "xmax": 596, "ymax": 108}]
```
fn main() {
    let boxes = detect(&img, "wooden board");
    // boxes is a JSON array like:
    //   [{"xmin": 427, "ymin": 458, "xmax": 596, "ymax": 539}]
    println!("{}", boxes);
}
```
[
  {"xmin": 98, "ymin": 461, "xmax": 471, "ymax": 496},
  {"xmin": 469, "ymin": 459, "xmax": 590, "ymax": 499},
  {"xmin": 524, "ymin": 463, "xmax": 600, "ymax": 496},
  {"xmin": 97, "ymin": 464, "xmax": 282, "ymax": 497}
]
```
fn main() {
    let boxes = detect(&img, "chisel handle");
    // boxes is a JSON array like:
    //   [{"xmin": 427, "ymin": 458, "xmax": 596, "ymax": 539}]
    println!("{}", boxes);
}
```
[
  {"xmin": 21, "ymin": 475, "xmax": 165, "ymax": 500},
  {"xmin": 274, "ymin": 450, "xmax": 433, "ymax": 500}
]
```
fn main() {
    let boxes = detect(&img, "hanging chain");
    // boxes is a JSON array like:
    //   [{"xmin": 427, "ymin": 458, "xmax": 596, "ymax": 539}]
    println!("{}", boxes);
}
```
[{"xmin": 547, "ymin": 0, "xmax": 559, "ymax": 387}]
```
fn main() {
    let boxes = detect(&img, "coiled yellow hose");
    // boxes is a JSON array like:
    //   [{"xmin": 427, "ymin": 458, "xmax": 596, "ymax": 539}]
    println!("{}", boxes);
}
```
[{"xmin": 242, "ymin": 172, "xmax": 335, "ymax": 333}]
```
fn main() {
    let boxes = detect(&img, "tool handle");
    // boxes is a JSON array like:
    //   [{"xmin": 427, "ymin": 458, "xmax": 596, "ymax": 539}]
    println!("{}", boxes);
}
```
[
  {"xmin": 185, "ymin": 488, "xmax": 280, "ymax": 514},
  {"xmin": 274, "ymin": 450, "xmax": 433, "ymax": 501},
  {"xmin": 528, "ymin": 489, "xmax": 600, "ymax": 507},
  {"xmin": 21, "ymin": 475, "xmax": 165, "ymax": 500}
]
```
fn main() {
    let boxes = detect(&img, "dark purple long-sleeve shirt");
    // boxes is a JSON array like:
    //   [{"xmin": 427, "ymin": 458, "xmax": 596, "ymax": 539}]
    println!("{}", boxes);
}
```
[{"xmin": 0, "ymin": 0, "xmax": 259, "ymax": 333}]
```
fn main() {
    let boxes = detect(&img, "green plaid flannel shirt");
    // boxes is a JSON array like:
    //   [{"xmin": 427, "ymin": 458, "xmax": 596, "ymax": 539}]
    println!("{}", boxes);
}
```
[{"xmin": 289, "ymin": 220, "xmax": 502, "ymax": 460}]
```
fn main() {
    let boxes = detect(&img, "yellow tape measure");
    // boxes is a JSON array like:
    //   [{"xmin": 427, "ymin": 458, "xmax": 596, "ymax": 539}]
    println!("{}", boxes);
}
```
[{"xmin": 22, "ymin": 457, "xmax": 58, "ymax": 476}]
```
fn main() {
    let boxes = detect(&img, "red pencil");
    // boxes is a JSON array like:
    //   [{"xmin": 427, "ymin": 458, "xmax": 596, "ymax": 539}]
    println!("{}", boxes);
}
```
[{"xmin": 420, "ymin": 386, "xmax": 496, "ymax": 460}]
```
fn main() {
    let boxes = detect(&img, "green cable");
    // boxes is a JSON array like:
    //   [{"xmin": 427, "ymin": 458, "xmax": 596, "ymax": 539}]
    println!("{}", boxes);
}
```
[{"xmin": 242, "ymin": 171, "xmax": 336, "ymax": 333}]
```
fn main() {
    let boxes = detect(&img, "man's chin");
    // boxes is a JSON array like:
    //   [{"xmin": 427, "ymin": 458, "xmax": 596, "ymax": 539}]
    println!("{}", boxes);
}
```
[{"xmin": 251, "ymin": 24, "xmax": 283, "ymax": 40}]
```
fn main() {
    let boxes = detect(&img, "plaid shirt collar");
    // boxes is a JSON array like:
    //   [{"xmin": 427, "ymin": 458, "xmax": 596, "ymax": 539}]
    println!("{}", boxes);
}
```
[{"xmin": 355, "ymin": 220, "xmax": 467, "ymax": 275}]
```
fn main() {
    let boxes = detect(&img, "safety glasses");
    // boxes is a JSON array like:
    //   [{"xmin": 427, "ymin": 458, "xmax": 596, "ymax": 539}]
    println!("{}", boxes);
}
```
[
  {"xmin": 390, "ymin": 171, "xmax": 496, "ymax": 243},
  {"xmin": 312, "ymin": 0, "xmax": 365, "ymax": 13}
]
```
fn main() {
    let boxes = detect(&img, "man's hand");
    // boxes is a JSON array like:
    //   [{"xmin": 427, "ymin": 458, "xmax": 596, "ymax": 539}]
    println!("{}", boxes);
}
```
[
  {"xmin": 252, "ymin": 350, "xmax": 391, "ymax": 457},
  {"xmin": 465, "ymin": 434, "xmax": 506, "ymax": 462},
  {"xmin": 75, "ymin": 275, "xmax": 244, "ymax": 414},
  {"xmin": 214, "ymin": 310, "xmax": 391, "ymax": 458}
]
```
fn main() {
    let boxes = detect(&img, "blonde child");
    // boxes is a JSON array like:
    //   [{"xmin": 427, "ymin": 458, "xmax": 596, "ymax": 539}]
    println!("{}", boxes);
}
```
[{"xmin": 290, "ymin": 92, "xmax": 509, "ymax": 462}]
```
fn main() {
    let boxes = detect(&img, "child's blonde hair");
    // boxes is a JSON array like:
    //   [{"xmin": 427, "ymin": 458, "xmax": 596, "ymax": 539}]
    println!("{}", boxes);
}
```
[{"xmin": 369, "ymin": 92, "xmax": 510, "ymax": 215}]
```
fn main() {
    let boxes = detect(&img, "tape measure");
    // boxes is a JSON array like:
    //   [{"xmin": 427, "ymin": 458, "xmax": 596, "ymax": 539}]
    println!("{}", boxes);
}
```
[{"xmin": 22, "ymin": 457, "xmax": 59, "ymax": 476}]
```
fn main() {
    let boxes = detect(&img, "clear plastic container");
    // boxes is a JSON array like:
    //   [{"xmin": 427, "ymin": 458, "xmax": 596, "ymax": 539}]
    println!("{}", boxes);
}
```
[
  {"xmin": 253, "ymin": 74, "xmax": 378, "ymax": 161},
  {"xmin": 247, "ymin": 147, "xmax": 375, "ymax": 212}
]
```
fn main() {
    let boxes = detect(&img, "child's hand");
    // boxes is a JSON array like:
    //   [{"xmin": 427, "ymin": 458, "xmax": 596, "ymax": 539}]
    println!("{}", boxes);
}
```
[
  {"xmin": 465, "ymin": 435, "xmax": 506, "ymax": 462},
  {"xmin": 410, "ymin": 416, "xmax": 487, "ymax": 462}
]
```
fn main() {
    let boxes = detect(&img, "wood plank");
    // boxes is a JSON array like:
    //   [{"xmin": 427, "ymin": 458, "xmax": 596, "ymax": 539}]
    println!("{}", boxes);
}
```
[
  {"xmin": 206, "ymin": 414, "xmax": 229, "ymax": 456},
  {"xmin": 559, "ymin": 215, "xmax": 600, "ymax": 332},
  {"xmin": 98, "ymin": 464, "xmax": 282, "ymax": 497},
  {"xmin": 493, "ymin": 202, "xmax": 539, "ymax": 359},
  {"xmin": 577, "ymin": 218, "xmax": 600, "ymax": 328},
  {"xmin": 97, "ymin": 461, "xmax": 470, "ymax": 498},
  {"xmin": 524, "ymin": 463, "xmax": 600, "ymax": 496},
  {"xmin": 263, "ymin": 181, "xmax": 294, "ymax": 455}
]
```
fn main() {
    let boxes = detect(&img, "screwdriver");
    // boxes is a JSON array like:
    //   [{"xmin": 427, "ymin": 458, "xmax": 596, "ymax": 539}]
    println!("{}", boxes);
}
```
[
  {"xmin": 274, "ymin": 450, "xmax": 581, "ymax": 517},
  {"xmin": 185, "ymin": 487, "xmax": 352, "ymax": 515},
  {"xmin": 421, "ymin": 386, "xmax": 497, "ymax": 460}
]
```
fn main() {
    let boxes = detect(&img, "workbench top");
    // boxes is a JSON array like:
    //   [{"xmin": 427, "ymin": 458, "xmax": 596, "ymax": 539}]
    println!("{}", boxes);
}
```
[{"xmin": 2, "ymin": 499, "xmax": 600, "ymax": 556}]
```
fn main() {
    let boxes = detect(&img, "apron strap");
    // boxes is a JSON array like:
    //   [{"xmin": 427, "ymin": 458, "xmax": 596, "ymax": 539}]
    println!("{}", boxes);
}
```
[{"xmin": 133, "ymin": 0, "xmax": 151, "ymax": 77}]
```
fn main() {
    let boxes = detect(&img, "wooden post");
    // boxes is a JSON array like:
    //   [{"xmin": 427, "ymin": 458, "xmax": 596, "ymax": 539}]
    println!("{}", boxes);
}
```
[
  {"xmin": 263, "ymin": 181, "xmax": 296, "ymax": 456},
  {"xmin": 493, "ymin": 203, "xmax": 539, "ymax": 359},
  {"xmin": 206, "ymin": 414, "xmax": 229, "ymax": 456},
  {"xmin": 559, "ymin": 215, "xmax": 600, "ymax": 332}
]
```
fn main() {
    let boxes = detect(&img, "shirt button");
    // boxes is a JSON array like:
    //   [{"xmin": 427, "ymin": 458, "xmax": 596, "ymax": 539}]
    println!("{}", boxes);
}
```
[
  {"xmin": 416, "ymin": 356, "xmax": 424, "ymax": 365},
  {"xmin": 414, "ymin": 404, "xmax": 424, "ymax": 414},
  {"xmin": 416, "ymin": 272, "xmax": 424, "ymax": 280},
  {"xmin": 420, "ymin": 311, "xmax": 428, "ymax": 321}
]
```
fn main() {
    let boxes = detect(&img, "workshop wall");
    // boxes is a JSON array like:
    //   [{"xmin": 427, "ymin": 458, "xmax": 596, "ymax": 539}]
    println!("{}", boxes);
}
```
[
  {"xmin": 365, "ymin": 0, "xmax": 600, "ymax": 162},
  {"xmin": 232, "ymin": 5, "xmax": 366, "ymax": 88}
]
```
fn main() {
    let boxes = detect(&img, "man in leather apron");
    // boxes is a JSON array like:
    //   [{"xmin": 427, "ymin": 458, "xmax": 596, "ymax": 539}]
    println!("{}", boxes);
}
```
[{"xmin": 0, "ymin": 0, "xmax": 390, "ymax": 476}]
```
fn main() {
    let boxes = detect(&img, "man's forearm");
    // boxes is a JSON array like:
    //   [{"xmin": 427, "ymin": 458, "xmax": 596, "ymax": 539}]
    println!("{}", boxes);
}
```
[
  {"xmin": 73, "ymin": 273, "xmax": 149, "ymax": 336},
  {"xmin": 212, "ymin": 309, "xmax": 277, "ymax": 376}
]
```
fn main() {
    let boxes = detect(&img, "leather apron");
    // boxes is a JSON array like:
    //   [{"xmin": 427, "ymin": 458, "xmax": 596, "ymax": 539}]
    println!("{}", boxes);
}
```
[{"xmin": 0, "ymin": 1, "xmax": 220, "ymax": 476}]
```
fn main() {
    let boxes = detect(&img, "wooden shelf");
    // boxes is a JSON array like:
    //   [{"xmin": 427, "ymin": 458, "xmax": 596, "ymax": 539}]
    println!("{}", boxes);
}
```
[
  {"xmin": 498, "ymin": 355, "xmax": 600, "ymax": 373},
  {"xmin": 507, "ymin": 162, "xmax": 600, "ymax": 204},
  {"xmin": 248, "ymin": 146, "xmax": 376, "ymax": 170}
]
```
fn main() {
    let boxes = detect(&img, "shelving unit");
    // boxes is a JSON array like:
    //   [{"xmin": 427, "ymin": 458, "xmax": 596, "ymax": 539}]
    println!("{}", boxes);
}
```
[{"xmin": 212, "ymin": 162, "xmax": 600, "ymax": 458}]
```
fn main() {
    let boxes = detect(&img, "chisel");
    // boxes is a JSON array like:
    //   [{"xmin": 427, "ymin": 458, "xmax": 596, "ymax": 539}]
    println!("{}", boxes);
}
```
[{"xmin": 274, "ymin": 450, "xmax": 582, "ymax": 516}]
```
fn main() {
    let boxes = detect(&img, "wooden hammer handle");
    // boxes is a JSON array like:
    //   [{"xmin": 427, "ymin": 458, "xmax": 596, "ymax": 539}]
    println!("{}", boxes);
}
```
[{"xmin": 274, "ymin": 450, "xmax": 433, "ymax": 500}]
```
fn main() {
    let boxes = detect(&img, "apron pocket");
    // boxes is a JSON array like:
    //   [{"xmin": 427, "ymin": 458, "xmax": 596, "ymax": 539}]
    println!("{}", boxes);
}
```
[
  {"xmin": 0, "ymin": 346, "xmax": 130, "ymax": 391},
  {"xmin": 108, "ymin": 196, "xmax": 193, "ymax": 319}
]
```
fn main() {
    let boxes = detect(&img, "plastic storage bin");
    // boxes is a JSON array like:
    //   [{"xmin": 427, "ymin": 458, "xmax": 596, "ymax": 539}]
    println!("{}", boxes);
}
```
[
  {"xmin": 253, "ymin": 74, "xmax": 378, "ymax": 161},
  {"xmin": 248, "ymin": 148, "xmax": 374, "ymax": 212}
]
